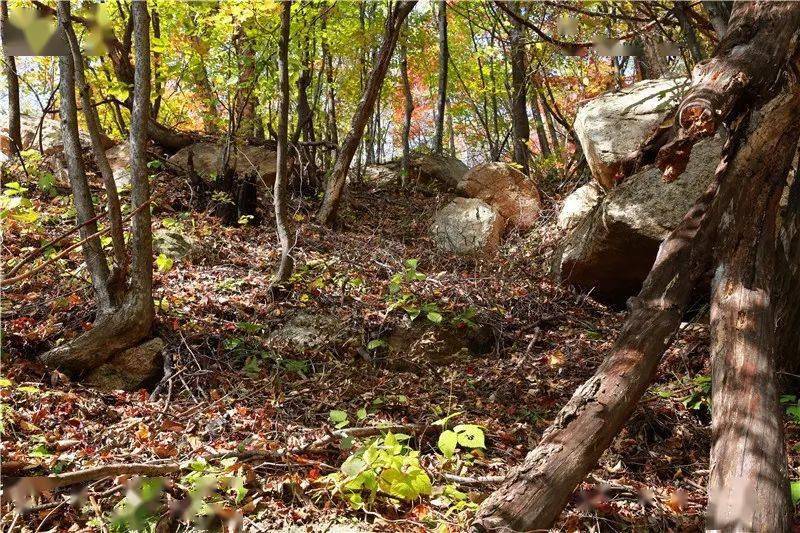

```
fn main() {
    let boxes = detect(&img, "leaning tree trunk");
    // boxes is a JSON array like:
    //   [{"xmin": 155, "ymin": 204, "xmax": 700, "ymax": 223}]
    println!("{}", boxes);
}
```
[
  {"xmin": 316, "ymin": 0, "xmax": 417, "ymax": 226},
  {"xmin": 433, "ymin": 0, "xmax": 447, "ymax": 153},
  {"xmin": 1, "ymin": 1, "xmax": 21, "ymax": 153},
  {"xmin": 706, "ymin": 92, "xmax": 800, "ymax": 533},
  {"xmin": 42, "ymin": 1, "xmax": 154, "ymax": 377},
  {"xmin": 62, "ymin": 10, "xmax": 127, "ymax": 287},
  {"xmin": 56, "ymin": 3, "xmax": 114, "ymax": 316},
  {"xmin": 472, "ymin": 3, "xmax": 800, "ymax": 530},
  {"xmin": 272, "ymin": 0, "xmax": 294, "ymax": 284}
]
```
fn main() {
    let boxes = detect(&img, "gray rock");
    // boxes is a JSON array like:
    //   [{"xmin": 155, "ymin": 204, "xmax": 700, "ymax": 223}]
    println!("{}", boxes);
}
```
[
  {"xmin": 268, "ymin": 313, "xmax": 342, "ymax": 351},
  {"xmin": 574, "ymin": 77, "xmax": 688, "ymax": 189},
  {"xmin": 408, "ymin": 151, "xmax": 468, "ymax": 191},
  {"xmin": 457, "ymin": 162, "xmax": 542, "ymax": 231},
  {"xmin": 557, "ymin": 182, "xmax": 604, "ymax": 231},
  {"xmin": 85, "ymin": 338, "xmax": 164, "ymax": 391},
  {"xmin": 553, "ymin": 135, "xmax": 724, "ymax": 304},
  {"xmin": 104, "ymin": 144, "xmax": 132, "ymax": 189},
  {"xmin": 430, "ymin": 197, "xmax": 505, "ymax": 255},
  {"xmin": 168, "ymin": 142, "xmax": 278, "ymax": 184},
  {"xmin": 364, "ymin": 163, "xmax": 401, "ymax": 189},
  {"xmin": 1, "ymin": 115, "xmax": 105, "ymax": 156},
  {"xmin": 153, "ymin": 228, "xmax": 195, "ymax": 259},
  {"xmin": 383, "ymin": 321, "xmax": 495, "ymax": 370}
]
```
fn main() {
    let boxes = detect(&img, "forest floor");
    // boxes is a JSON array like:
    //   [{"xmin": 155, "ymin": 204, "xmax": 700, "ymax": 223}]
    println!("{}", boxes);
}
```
[{"xmin": 2, "ymin": 162, "xmax": 800, "ymax": 532}]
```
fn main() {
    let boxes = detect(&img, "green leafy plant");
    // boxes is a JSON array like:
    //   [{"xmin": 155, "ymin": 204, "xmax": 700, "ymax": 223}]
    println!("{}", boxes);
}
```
[
  {"xmin": 682, "ymin": 375, "xmax": 712, "ymax": 412},
  {"xmin": 329, "ymin": 409, "xmax": 349, "ymax": 429},
  {"xmin": 325, "ymin": 432, "xmax": 432, "ymax": 509},
  {"xmin": 0, "ymin": 181, "xmax": 40, "ymax": 225},
  {"xmin": 155, "ymin": 253, "xmax": 174, "ymax": 273},
  {"xmin": 437, "ymin": 424, "xmax": 486, "ymax": 459},
  {"xmin": 781, "ymin": 395, "xmax": 800, "ymax": 423},
  {"xmin": 110, "ymin": 477, "xmax": 164, "ymax": 532}
]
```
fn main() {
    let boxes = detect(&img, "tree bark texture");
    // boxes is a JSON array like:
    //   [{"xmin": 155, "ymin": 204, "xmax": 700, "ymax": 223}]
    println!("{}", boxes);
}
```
[
  {"xmin": 273, "ymin": 0, "xmax": 294, "ymax": 284},
  {"xmin": 508, "ymin": 2, "xmax": 530, "ymax": 175},
  {"xmin": 316, "ymin": 0, "xmax": 417, "ymax": 226},
  {"xmin": 707, "ymin": 93, "xmax": 800, "ymax": 533},
  {"xmin": 775, "ymin": 171, "xmax": 800, "ymax": 374},
  {"xmin": 433, "ymin": 0, "xmax": 448, "ymax": 153},
  {"xmin": 529, "ymin": 89, "xmax": 550, "ymax": 158}
]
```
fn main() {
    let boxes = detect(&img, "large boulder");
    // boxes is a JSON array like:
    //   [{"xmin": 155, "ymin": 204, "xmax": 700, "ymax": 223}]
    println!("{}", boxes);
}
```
[
  {"xmin": 557, "ymin": 182, "xmax": 604, "ymax": 231},
  {"xmin": 408, "ymin": 151, "xmax": 468, "ymax": 191},
  {"xmin": 457, "ymin": 162, "xmax": 542, "ymax": 231},
  {"xmin": 153, "ymin": 228, "xmax": 196, "ymax": 259},
  {"xmin": 430, "ymin": 197, "xmax": 505, "ymax": 255},
  {"xmin": 169, "ymin": 142, "xmax": 278, "ymax": 184},
  {"xmin": 552, "ymin": 135, "xmax": 724, "ymax": 304},
  {"xmin": 574, "ymin": 77, "xmax": 688, "ymax": 189},
  {"xmin": 84, "ymin": 338, "xmax": 164, "ymax": 391},
  {"xmin": 364, "ymin": 163, "xmax": 401, "ymax": 189}
]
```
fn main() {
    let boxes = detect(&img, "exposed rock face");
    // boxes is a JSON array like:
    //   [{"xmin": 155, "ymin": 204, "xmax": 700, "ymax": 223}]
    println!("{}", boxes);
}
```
[
  {"xmin": 430, "ymin": 197, "xmax": 505, "ymax": 255},
  {"xmin": 267, "ymin": 312, "xmax": 343, "ymax": 351},
  {"xmin": 169, "ymin": 142, "xmax": 278, "ymax": 184},
  {"xmin": 553, "ymin": 135, "xmax": 724, "ymax": 304},
  {"xmin": 364, "ymin": 163, "xmax": 401, "ymax": 189},
  {"xmin": 104, "ymin": 144, "xmax": 132, "ymax": 189},
  {"xmin": 457, "ymin": 162, "xmax": 542, "ymax": 231},
  {"xmin": 153, "ymin": 228, "xmax": 196, "ymax": 259},
  {"xmin": 408, "ymin": 151, "xmax": 468, "ymax": 191},
  {"xmin": 574, "ymin": 77, "xmax": 688, "ymax": 189},
  {"xmin": 557, "ymin": 182, "xmax": 604, "ymax": 231},
  {"xmin": 84, "ymin": 338, "xmax": 164, "ymax": 391}
]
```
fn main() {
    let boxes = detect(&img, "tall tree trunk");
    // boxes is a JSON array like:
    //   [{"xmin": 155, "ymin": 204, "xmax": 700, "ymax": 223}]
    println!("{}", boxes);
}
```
[
  {"xmin": 542, "ymin": 96, "xmax": 560, "ymax": 153},
  {"xmin": 61, "ymin": 9, "xmax": 127, "ymax": 290},
  {"xmin": 57, "ymin": 2, "xmax": 114, "ymax": 316},
  {"xmin": 529, "ymin": 89, "xmax": 551, "ymax": 157},
  {"xmin": 472, "ymin": 3, "xmax": 800, "ymax": 530},
  {"xmin": 42, "ymin": 0, "xmax": 155, "ymax": 377},
  {"xmin": 1, "ymin": 1, "xmax": 21, "ymax": 152},
  {"xmin": 433, "ymin": 0, "xmax": 448, "ymax": 153},
  {"xmin": 273, "ymin": 0, "xmax": 294, "ymax": 284},
  {"xmin": 706, "ymin": 93, "xmax": 799, "ymax": 533},
  {"xmin": 399, "ymin": 32, "xmax": 413, "ymax": 186},
  {"xmin": 322, "ymin": 9, "xmax": 338, "ymax": 173},
  {"xmin": 508, "ymin": 2, "xmax": 529, "ymax": 175},
  {"xmin": 316, "ymin": 0, "xmax": 417, "ymax": 226}
]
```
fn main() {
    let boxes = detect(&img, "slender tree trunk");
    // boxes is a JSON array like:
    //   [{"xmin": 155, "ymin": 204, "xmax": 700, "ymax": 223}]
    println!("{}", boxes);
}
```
[
  {"xmin": 542, "ymin": 96, "xmax": 560, "ymax": 153},
  {"xmin": 707, "ymin": 93, "xmax": 799, "ymax": 532},
  {"xmin": 433, "ymin": 0, "xmax": 448, "ymax": 153},
  {"xmin": 322, "ymin": 10, "xmax": 338, "ymax": 173},
  {"xmin": 61, "ymin": 9, "xmax": 127, "ymax": 290},
  {"xmin": 508, "ymin": 3, "xmax": 529, "ymax": 175},
  {"xmin": 399, "ymin": 32, "xmax": 413, "ymax": 186},
  {"xmin": 316, "ymin": 0, "xmax": 417, "ymax": 226},
  {"xmin": 1, "ymin": 1, "xmax": 21, "ymax": 152},
  {"xmin": 57, "ymin": 2, "xmax": 114, "ymax": 316},
  {"xmin": 529, "ymin": 89, "xmax": 551, "ymax": 157},
  {"xmin": 273, "ymin": 0, "xmax": 294, "ymax": 284}
]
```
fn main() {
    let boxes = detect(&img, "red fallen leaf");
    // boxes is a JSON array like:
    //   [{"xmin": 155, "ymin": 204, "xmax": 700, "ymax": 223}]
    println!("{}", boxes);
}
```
[
  {"xmin": 666, "ymin": 489, "xmax": 688, "ymax": 513},
  {"xmin": 409, "ymin": 503, "xmax": 429, "ymax": 519},
  {"xmin": 307, "ymin": 468, "xmax": 321, "ymax": 481},
  {"xmin": 210, "ymin": 389, "xmax": 222, "ymax": 401},
  {"xmin": 68, "ymin": 293, "xmax": 82, "ymax": 307},
  {"xmin": 161, "ymin": 419, "xmax": 185, "ymax": 432}
]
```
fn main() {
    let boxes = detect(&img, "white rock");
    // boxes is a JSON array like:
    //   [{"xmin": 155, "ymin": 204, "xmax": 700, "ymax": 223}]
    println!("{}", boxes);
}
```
[{"xmin": 430, "ymin": 197, "xmax": 505, "ymax": 255}]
